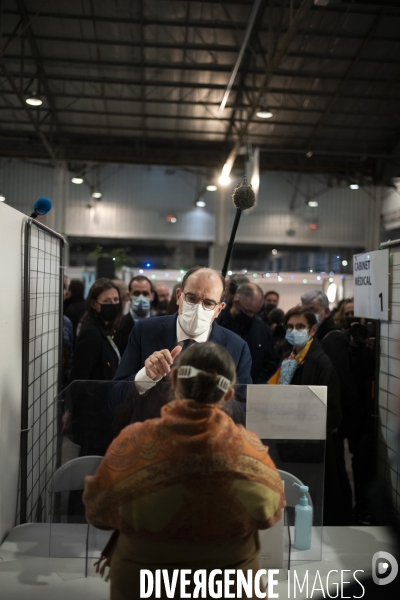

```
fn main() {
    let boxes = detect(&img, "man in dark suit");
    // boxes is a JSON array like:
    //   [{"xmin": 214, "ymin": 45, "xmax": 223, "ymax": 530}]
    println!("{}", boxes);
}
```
[
  {"xmin": 217, "ymin": 282, "xmax": 275, "ymax": 383},
  {"xmin": 110, "ymin": 267, "xmax": 252, "ymax": 424}
]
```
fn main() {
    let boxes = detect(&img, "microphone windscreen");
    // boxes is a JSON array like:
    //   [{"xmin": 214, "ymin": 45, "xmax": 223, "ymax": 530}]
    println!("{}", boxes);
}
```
[
  {"xmin": 232, "ymin": 177, "xmax": 256, "ymax": 210},
  {"xmin": 33, "ymin": 197, "xmax": 52, "ymax": 216}
]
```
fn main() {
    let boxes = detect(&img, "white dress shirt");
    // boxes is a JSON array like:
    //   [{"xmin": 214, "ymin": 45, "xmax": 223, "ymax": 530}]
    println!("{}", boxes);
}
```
[{"xmin": 134, "ymin": 315, "xmax": 211, "ymax": 394}]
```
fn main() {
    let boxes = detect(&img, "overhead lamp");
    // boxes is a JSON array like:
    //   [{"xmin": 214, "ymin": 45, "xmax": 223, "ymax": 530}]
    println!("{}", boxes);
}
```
[
  {"xmin": 166, "ymin": 214, "xmax": 177, "ymax": 223},
  {"xmin": 308, "ymin": 200, "xmax": 318, "ymax": 207},
  {"xmin": 350, "ymin": 183, "xmax": 359, "ymax": 190},
  {"xmin": 91, "ymin": 191, "xmax": 102, "ymax": 199},
  {"xmin": 271, "ymin": 249, "xmax": 278, "ymax": 255},
  {"xmin": 256, "ymin": 108, "xmax": 273, "ymax": 119},
  {"xmin": 196, "ymin": 199, "xmax": 206, "ymax": 208},
  {"xmin": 342, "ymin": 260, "xmax": 348, "ymax": 266},
  {"xmin": 0, "ymin": 193, "xmax": 5, "ymax": 202},
  {"xmin": 306, "ymin": 151, "xmax": 313, "ymax": 158},
  {"xmin": 206, "ymin": 185, "xmax": 218, "ymax": 192},
  {"xmin": 26, "ymin": 91, "xmax": 43, "ymax": 106},
  {"xmin": 71, "ymin": 177, "xmax": 84, "ymax": 184}
]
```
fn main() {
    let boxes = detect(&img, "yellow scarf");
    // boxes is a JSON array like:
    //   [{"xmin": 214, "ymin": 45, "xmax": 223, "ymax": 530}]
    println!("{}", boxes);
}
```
[{"xmin": 268, "ymin": 338, "xmax": 313, "ymax": 385}]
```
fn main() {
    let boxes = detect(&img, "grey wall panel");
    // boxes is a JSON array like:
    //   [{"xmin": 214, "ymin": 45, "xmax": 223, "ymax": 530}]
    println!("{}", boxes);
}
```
[{"xmin": 0, "ymin": 159, "xmax": 376, "ymax": 248}]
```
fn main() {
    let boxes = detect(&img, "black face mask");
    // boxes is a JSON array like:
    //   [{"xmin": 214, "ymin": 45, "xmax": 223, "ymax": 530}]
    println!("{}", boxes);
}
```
[
  {"xmin": 99, "ymin": 303, "xmax": 120, "ymax": 322},
  {"xmin": 264, "ymin": 303, "xmax": 276, "ymax": 314},
  {"xmin": 157, "ymin": 299, "xmax": 169, "ymax": 311},
  {"xmin": 235, "ymin": 310, "xmax": 255, "ymax": 329}
]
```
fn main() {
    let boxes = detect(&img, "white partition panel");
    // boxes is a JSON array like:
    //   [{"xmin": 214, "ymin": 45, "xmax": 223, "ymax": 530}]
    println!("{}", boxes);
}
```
[{"xmin": 0, "ymin": 203, "xmax": 25, "ymax": 543}]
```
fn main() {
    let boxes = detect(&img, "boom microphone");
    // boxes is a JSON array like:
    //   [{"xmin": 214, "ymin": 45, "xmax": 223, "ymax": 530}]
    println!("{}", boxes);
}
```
[
  {"xmin": 30, "ymin": 197, "xmax": 52, "ymax": 219},
  {"xmin": 221, "ymin": 176, "xmax": 256, "ymax": 278}
]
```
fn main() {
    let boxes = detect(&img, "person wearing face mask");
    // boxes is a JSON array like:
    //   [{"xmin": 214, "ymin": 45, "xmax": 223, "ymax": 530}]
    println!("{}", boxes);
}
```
[
  {"xmin": 269, "ymin": 306, "xmax": 346, "ymax": 525},
  {"xmin": 263, "ymin": 290, "xmax": 279, "ymax": 314},
  {"xmin": 110, "ymin": 267, "xmax": 252, "ymax": 422},
  {"xmin": 217, "ymin": 283, "xmax": 275, "ymax": 383},
  {"xmin": 301, "ymin": 290, "xmax": 341, "ymax": 343},
  {"xmin": 155, "ymin": 283, "xmax": 171, "ymax": 315},
  {"xmin": 116, "ymin": 275, "xmax": 157, "ymax": 355},
  {"xmin": 69, "ymin": 278, "xmax": 122, "ymax": 456}
]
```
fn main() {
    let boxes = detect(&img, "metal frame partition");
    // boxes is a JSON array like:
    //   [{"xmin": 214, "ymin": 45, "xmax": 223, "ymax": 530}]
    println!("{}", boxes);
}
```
[{"xmin": 19, "ymin": 217, "xmax": 65, "ymax": 524}]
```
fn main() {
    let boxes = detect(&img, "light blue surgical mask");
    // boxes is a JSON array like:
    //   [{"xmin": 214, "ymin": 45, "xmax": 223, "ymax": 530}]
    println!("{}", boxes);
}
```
[
  {"xmin": 131, "ymin": 295, "xmax": 151, "ymax": 316},
  {"xmin": 285, "ymin": 329, "xmax": 310, "ymax": 348}
]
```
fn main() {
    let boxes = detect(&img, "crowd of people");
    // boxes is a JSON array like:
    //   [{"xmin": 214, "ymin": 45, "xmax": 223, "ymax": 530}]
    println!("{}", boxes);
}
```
[
  {"xmin": 62, "ymin": 269, "xmax": 376, "ymax": 528},
  {"xmin": 59, "ymin": 267, "xmax": 381, "ymax": 598}
]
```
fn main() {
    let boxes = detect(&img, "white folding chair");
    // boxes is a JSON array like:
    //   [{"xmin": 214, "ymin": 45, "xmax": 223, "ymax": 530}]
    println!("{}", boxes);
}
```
[{"xmin": 48, "ymin": 456, "xmax": 103, "ymax": 576}]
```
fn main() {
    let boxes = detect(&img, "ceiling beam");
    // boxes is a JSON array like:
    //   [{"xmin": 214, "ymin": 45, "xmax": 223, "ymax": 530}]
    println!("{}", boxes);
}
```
[
  {"xmin": 5, "ymin": 69, "xmax": 400, "ymax": 95},
  {"xmin": 1, "ymin": 79, "xmax": 398, "ymax": 105},
  {"xmin": 5, "ymin": 55, "xmax": 400, "ymax": 84},
  {"xmin": 3, "ymin": 33, "xmax": 400, "ymax": 68},
  {"xmin": 0, "ymin": 106, "xmax": 390, "ymax": 131},
  {"xmin": 0, "ymin": 91, "xmax": 396, "ymax": 120},
  {"xmin": 3, "ymin": 9, "xmax": 400, "ymax": 40}
]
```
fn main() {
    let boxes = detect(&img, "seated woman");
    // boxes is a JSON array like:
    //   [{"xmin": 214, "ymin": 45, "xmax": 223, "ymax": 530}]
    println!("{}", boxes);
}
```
[{"xmin": 83, "ymin": 341, "xmax": 284, "ymax": 600}]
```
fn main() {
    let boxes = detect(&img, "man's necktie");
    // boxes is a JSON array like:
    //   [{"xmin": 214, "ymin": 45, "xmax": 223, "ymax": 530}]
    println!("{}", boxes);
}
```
[{"xmin": 182, "ymin": 339, "xmax": 196, "ymax": 351}]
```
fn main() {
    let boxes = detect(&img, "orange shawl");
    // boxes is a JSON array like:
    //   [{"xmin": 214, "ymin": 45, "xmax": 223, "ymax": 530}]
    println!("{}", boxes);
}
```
[{"xmin": 83, "ymin": 399, "xmax": 284, "ymax": 543}]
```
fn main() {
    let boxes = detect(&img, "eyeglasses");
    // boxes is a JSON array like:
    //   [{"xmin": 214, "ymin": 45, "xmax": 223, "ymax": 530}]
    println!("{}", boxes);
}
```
[
  {"xmin": 344, "ymin": 311, "xmax": 354, "ymax": 317},
  {"xmin": 285, "ymin": 323, "xmax": 309, "ymax": 332},
  {"xmin": 183, "ymin": 292, "xmax": 220, "ymax": 311}
]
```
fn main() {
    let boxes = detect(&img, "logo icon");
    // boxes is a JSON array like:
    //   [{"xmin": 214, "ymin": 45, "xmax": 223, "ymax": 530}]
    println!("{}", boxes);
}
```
[{"xmin": 372, "ymin": 551, "xmax": 398, "ymax": 586}]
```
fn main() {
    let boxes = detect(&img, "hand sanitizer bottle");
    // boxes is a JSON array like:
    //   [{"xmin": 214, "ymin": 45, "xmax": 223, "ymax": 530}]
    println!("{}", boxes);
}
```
[{"xmin": 292, "ymin": 482, "xmax": 313, "ymax": 550}]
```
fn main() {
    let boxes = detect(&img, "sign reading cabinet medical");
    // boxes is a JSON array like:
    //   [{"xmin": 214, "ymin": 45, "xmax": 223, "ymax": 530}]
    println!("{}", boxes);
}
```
[{"xmin": 353, "ymin": 248, "xmax": 389, "ymax": 320}]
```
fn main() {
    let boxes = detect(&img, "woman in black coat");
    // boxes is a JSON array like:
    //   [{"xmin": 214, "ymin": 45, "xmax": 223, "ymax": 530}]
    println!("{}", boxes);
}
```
[
  {"xmin": 269, "ymin": 306, "xmax": 348, "ymax": 525},
  {"xmin": 69, "ymin": 278, "xmax": 123, "ymax": 456}
]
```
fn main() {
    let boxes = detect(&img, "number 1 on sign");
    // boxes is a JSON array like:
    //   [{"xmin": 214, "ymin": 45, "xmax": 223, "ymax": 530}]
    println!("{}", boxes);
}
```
[{"xmin": 379, "ymin": 293, "xmax": 383, "ymax": 312}]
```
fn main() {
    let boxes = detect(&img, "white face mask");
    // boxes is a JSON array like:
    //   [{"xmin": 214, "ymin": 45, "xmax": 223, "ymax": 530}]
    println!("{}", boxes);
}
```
[{"xmin": 178, "ymin": 300, "xmax": 215, "ymax": 337}]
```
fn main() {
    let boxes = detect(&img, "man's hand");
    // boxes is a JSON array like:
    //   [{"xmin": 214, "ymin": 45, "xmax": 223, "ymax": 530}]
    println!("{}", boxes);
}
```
[{"xmin": 144, "ymin": 345, "xmax": 182, "ymax": 380}]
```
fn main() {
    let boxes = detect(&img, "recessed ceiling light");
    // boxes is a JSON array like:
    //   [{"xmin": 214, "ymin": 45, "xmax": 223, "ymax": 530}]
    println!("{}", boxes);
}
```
[
  {"xmin": 350, "ymin": 184, "xmax": 359, "ymax": 190},
  {"xmin": 272, "ymin": 249, "xmax": 278, "ymax": 255},
  {"xmin": 256, "ymin": 109, "xmax": 273, "ymax": 119},
  {"xmin": 206, "ymin": 185, "xmax": 217, "ymax": 192},
  {"xmin": 26, "ymin": 91, "xmax": 43, "ymax": 106},
  {"xmin": 196, "ymin": 199, "xmax": 206, "ymax": 208},
  {"xmin": 306, "ymin": 151, "xmax": 313, "ymax": 158},
  {"xmin": 342, "ymin": 260, "xmax": 348, "ymax": 266},
  {"xmin": 308, "ymin": 200, "xmax": 318, "ymax": 207},
  {"xmin": 91, "ymin": 191, "xmax": 102, "ymax": 199},
  {"xmin": 71, "ymin": 177, "xmax": 84, "ymax": 184},
  {"xmin": 0, "ymin": 193, "xmax": 5, "ymax": 202}
]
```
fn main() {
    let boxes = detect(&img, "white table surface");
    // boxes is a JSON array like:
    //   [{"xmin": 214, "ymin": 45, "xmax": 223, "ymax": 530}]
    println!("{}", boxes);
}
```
[{"xmin": 0, "ymin": 524, "xmax": 397, "ymax": 599}]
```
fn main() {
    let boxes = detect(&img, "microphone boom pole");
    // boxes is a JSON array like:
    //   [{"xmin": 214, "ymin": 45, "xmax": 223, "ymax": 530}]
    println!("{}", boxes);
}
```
[
  {"xmin": 221, "ymin": 176, "xmax": 256, "ymax": 279},
  {"xmin": 221, "ymin": 209, "xmax": 242, "ymax": 278}
]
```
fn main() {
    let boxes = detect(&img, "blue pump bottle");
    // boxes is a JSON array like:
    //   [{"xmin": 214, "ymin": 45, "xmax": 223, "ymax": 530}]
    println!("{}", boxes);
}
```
[{"xmin": 292, "ymin": 482, "xmax": 313, "ymax": 551}]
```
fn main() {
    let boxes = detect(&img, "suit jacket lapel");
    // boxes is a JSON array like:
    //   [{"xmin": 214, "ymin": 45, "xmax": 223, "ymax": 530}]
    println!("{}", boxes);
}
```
[
  {"xmin": 155, "ymin": 314, "xmax": 178, "ymax": 351},
  {"xmin": 210, "ymin": 321, "xmax": 227, "ymax": 346}
]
